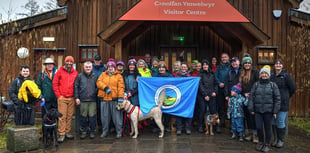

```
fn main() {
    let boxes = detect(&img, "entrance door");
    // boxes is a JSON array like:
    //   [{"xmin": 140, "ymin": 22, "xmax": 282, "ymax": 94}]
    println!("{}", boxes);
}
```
[{"xmin": 160, "ymin": 47, "xmax": 197, "ymax": 72}]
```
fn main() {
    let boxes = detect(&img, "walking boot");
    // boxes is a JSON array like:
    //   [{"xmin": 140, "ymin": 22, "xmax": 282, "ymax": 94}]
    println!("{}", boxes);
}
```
[
  {"xmin": 80, "ymin": 132, "xmax": 87, "ymax": 139},
  {"xmin": 255, "ymin": 142, "xmax": 264, "ymax": 151},
  {"xmin": 261, "ymin": 144, "xmax": 272, "ymax": 152},
  {"xmin": 276, "ymin": 128, "xmax": 285, "ymax": 148},
  {"xmin": 271, "ymin": 125, "xmax": 278, "ymax": 147},
  {"xmin": 239, "ymin": 132, "xmax": 244, "ymax": 142},
  {"xmin": 245, "ymin": 132, "xmax": 252, "ymax": 141},
  {"xmin": 216, "ymin": 124, "xmax": 222, "ymax": 134},
  {"xmin": 231, "ymin": 131, "xmax": 237, "ymax": 139},
  {"xmin": 89, "ymin": 132, "xmax": 95, "ymax": 139},
  {"xmin": 252, "ymin": 133, "xmax": 259, "ymax": 143}
]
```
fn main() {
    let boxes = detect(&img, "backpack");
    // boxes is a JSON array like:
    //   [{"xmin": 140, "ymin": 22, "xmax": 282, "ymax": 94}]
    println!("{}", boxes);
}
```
[{"xmin": 252, "ymin": 81, "xmax": 275, "ymax": 98}]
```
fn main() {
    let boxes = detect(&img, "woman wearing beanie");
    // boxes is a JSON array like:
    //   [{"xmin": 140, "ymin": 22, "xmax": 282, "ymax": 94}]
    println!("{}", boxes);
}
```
[
  {"xmin": 248, "ymin": 65, "xmax": 281, "ymax": 152},
  {"xmin": 197, "ymin": 59, "xmax": 217, "ymax": 133},
  {"xmin": 123, "ymin": 58, "xmax": 141, "ymax": 106},
  {"xmin": 97, "ymin": 58, "xmax": 125, "ymax": 139},
  {"xmin": 270, "ymin": 59, "xmax": 296, "ymax": 148},
  {"xmin": 239, "ymin": 53, "xmax": 259, "ymax": 143},
  {"xmin": 175, "ymin": 62, "xmax": 192, "ymax": 135},
  {"xmin": 151, "ymin": 56, "xmax": 160, "ymax": 74}
]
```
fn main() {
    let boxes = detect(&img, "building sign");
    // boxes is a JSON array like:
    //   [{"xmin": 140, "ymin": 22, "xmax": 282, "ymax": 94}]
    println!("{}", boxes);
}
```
[{"xmin": 120, "ymin": 0, "xmax": 249, "ymax": 22}]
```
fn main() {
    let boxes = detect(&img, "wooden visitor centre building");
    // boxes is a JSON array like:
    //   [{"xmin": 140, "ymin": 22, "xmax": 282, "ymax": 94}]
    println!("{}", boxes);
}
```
[{"xmin": 0, "ymin": 0, "xmax": 310, "ymax": 117}]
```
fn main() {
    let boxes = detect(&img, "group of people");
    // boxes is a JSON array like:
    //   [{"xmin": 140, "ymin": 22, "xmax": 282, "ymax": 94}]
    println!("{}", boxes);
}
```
[{"xmin": 8, "ymin": 52, "xmax": 295, "ymax": 153}]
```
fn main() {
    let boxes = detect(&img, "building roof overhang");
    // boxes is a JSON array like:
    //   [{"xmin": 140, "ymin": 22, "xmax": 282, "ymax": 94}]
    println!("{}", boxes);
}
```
[{"xmin": 98, "ymin": 0, "xmax": 269, "ymax": 47}]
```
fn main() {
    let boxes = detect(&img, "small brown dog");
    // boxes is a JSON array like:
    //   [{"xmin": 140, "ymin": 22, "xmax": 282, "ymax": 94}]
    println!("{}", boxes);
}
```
[{"xmin": 204, "ymin": 114, "xmax": 220, "ymax": 136}]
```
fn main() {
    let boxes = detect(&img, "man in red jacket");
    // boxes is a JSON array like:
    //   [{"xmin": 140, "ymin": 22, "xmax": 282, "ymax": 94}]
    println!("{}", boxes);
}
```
[{"xmin": 53, "ymin": 56, "xmax": 78, "ymax": 142}]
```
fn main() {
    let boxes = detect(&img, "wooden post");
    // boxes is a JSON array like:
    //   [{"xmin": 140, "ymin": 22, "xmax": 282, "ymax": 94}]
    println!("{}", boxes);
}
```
[{"xmin": 115, "ymin": 40, "xmax": 122, "ymax": 61}]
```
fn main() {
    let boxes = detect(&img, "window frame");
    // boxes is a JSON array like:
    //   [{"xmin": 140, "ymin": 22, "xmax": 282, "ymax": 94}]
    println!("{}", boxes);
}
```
[
  {"xmin": 78, "ymin": 44, "xmax": 99, "ymax": 62},
  {"xmin": 256, "ymin": 46, "xmax": 278, "ymax": 65}
]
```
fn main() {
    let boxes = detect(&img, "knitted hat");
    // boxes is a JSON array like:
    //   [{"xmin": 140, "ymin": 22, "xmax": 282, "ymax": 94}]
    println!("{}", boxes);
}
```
[
  {"xmin": 201, "ymin": 59, "xmax": 210, "ymax": 65},
  {"xmin": 65, "ymin": 56, "xmax": 74, "ymax": 63},
  {"xmin": 242, "ymin": 53, "xmax": 252, "ymax": 65},
  {"xmin": 192, "ymin": 60, "xmax": 199, "ymax": 64},
  {"xmin": 158, "ymin": 61, "xmax": 167, "ymax": 69},
  {"xmin": 128, "ymin": 57, "xmax": 136, "ymax": 65},
  {"xmin": 231, "ymin": 83, "xmax": 242, "ymax": 94},
  {"xmin": 107, "ymin": 58, "xmax": 116, "ymax": 68},
  {"xmin": 117, "ymin": 61, "xmax": 125, "ymax": 66},
  {"xmin": 260, "ymin": 65, "xmax": 271, "ymax": 76}
]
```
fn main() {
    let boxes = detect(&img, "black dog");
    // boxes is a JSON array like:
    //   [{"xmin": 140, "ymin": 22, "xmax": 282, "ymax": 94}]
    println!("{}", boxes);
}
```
[{"xmin": 42, "ymin": 108, "xmax": 62, "ymax": 148}]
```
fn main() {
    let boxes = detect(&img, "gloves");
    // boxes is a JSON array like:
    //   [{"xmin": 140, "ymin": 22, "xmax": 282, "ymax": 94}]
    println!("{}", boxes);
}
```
[
  {"xmin": 104, "ymin": 87, "xmax": 111, "ymax": 94},
  {"xmin": 40, "ymin": 100, "xmax": 46, "ymax": 107},
  {"xmin": 118, "ymin": 97, "xmax": 124, "ymax": 103}
]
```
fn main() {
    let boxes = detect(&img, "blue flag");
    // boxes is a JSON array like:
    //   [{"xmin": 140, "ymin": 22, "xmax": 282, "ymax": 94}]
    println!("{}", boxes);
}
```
[{"xmin": 138, "ymin": 77, "xmax": 199, "ymax": 118}]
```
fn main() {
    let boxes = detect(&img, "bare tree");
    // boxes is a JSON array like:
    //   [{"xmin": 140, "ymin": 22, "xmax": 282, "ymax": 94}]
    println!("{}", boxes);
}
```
[
  {"xmin": 44, "ymin": 0, "xmax": 59, "ymax": 11},
  {"xmin": 16, "ymin": 0, "xmax": 40, "ymax": 17},
  {"xmin": 0, "ymin": 0, "xmax": 18, "ymax": 22}
]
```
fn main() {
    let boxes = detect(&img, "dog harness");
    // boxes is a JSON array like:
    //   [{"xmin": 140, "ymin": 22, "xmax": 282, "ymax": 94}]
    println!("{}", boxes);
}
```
[
  {"xmin": 206, "ymin": 115, "xmax": 212, "ymax": 125},
  {"xmin": 124, "ymin": 102, "xmax": 140, "ymax": 120}
]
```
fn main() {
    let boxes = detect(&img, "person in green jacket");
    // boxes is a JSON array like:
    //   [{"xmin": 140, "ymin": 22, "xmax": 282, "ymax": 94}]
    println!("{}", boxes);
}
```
[{"xmin": 37, "ymin": 58, "xmax": 58, "ymax": 117}]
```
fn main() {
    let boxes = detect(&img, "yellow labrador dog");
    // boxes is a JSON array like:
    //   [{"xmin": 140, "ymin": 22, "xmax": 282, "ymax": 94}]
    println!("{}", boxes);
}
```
[{"xmin": 117, "ymin": 90, "xmax": 166, "ymax": 138}]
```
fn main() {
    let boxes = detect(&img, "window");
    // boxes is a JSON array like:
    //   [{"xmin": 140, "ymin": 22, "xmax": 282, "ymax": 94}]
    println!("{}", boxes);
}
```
[
  {"xmin": 79, "ymin": 44, "xmax": 99, "ymax": 61},
  {"xmin": 257, "ymin": 46, "xmax": 277, "ymax": 65}
]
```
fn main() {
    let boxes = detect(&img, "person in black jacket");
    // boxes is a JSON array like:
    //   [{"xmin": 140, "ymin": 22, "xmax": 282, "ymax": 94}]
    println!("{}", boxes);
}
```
[
  {"xmin": 270, "ymin": 59, "xmax": 296, "ymax": 148},
  {"xmin": 74, "ymin": 61, "xmax": 98, "ymax": 139},
  {"xmin": 239, "ymin": 53, "xmax": 259, "ymax": 143},
  {"xmin": 225, "ymin": 57, "xmax": 241, "ymax": 100},
  {"xmin": 9, "ymin": 65, "xmax": 41, "ymax": 125},
  {"xmin": 197, "ymin": 59, "xmax": 217, "ymax": 133},
  {"xmin": 248, "ymin": 65, "xmax": 281, "ymax": 152}
]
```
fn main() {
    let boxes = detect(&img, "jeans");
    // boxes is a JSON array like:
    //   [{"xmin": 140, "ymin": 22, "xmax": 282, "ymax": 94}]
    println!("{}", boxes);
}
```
[
  {"xmin": 255, "ymin": 113, "xmax": 273, "ymax": 144},
  {"xmin": 231, "ymin": 117, "xmax": 244, "ymax": 133},
  {"xmin": 272, "ymin": 111, "xmax": 287, "ymax": 128}
]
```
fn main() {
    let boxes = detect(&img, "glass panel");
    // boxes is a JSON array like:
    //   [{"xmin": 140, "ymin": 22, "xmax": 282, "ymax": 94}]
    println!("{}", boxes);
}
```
[
  {"xmin": 82, "ymin": 49, "xmax": 87, "ymax": 59},
  {"xmin": 258, "ymin": 51, "xmax": 263, "ymax": 63},
  {"xmin": 88, "ymin": 49, "xmax": 93, "ymax": 59},
  {"xmin": 172, "ymin": 52, "xmax": 176, "ymax": 68},
  {"xmin": 93, "ymin": 49, "xmax": 98, "ymax": 57},
  {"xmin": 187, "ymin": 52, "xmax": 192, "ymax": 67},
  {"xmin": 164, "ymin": 52, "xmax": 169, "ymax": 69}
]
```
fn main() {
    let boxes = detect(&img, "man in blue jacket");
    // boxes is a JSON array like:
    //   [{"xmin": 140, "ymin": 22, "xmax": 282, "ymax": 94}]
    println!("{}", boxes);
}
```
[{"xmin": 215, "ymin": 53, "xmax": 230, "ymax": 133}]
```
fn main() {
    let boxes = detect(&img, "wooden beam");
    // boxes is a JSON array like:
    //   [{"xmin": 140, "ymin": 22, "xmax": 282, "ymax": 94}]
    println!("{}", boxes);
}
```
[
  {"xmin": 115, "ymin": 40, "xmax": 122, "ymax": 61},
  {"xmin": 99, "ymin": 21, "xmax": 143, "ymax": 46},
  {"xmin": 21, "ymin": 14, "xmax": 67, "ymax": 31}
]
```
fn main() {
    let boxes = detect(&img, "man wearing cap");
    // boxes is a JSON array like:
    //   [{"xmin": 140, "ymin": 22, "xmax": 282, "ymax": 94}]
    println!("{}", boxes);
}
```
[
  {"xmin": 53, "ymin": 56, "xmax": 78, "ymax": 142},
  {"xmin": 37, "ymin": 58, "xmax": 58, "ymax": 118},
  {"xmin": 93, "ymin": 54, "xmax": 106, "ymax": 77},
  {"xmin": 225, "ymin": 57, "xmax": 241, "ymax": 101},
  {"xmin": 93, "ymin": 54, "xmax": 106, "ymax": 132}
]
